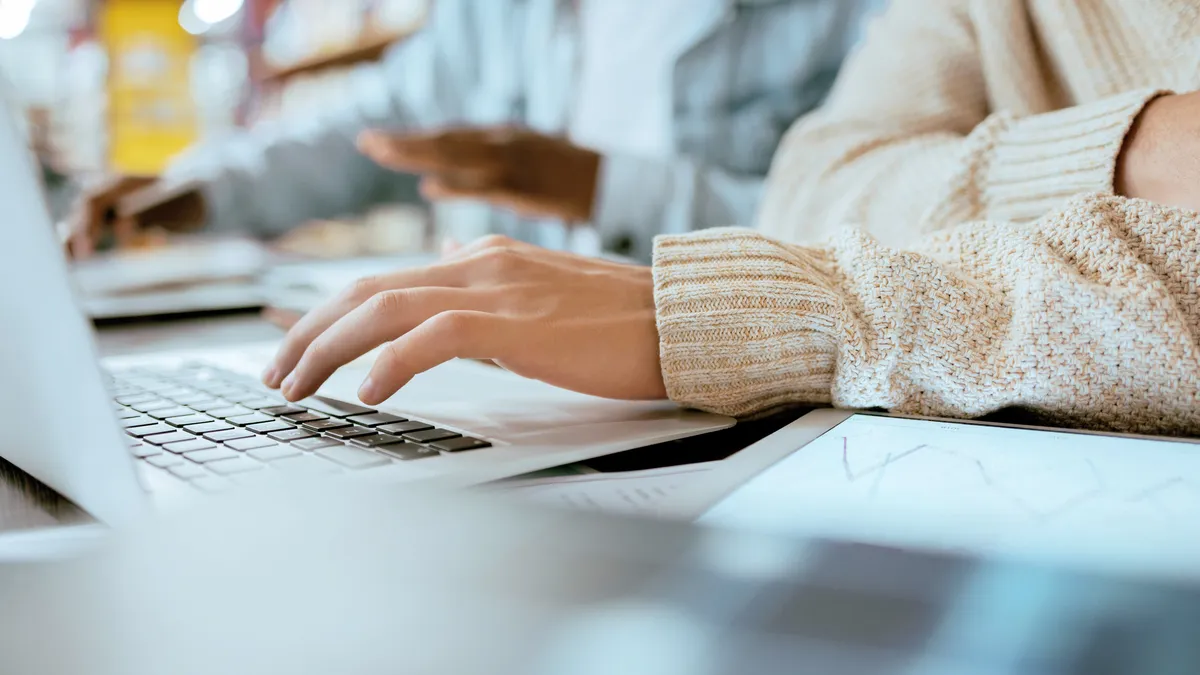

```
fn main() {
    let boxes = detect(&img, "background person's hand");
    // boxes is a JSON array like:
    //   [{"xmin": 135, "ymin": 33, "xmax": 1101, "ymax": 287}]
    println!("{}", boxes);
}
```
[
  {"xmin": 66, "ymin": 174, "xmax": 157, "ymax": 257},
  {"xmin": 262, "ymin": 235, "xmax": 666, "ymax": 405},
  {"xmin": 358, "ymin": 127, "xmax": 602, "ymax": 222},
  {"xmin": 1117, "ymin": 91, "xmax": 1200, "ymax": 212},
  {"xmin": 67, "ymin": 176, "xmax": 208, "ymax": 257}
]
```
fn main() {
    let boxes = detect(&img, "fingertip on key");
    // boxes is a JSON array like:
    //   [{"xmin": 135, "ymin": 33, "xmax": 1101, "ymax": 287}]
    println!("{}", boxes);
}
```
[
  {"xmin": 358, "ymin": 377, "xmax": 382, "ymax": 406},
  {"xmin": 280, "ymin": 373, "xmax": 299, "ymax": 401}
]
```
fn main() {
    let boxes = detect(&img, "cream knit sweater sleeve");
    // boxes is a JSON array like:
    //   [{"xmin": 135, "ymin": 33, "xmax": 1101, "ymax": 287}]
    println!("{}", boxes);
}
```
[
  {"xmin": 654, "ymin": 194, "xmax": 1200, "ymax": 436},
  {"xmin": 755, "ymin": 0, "xmax": 1164, "ymax": 247}
]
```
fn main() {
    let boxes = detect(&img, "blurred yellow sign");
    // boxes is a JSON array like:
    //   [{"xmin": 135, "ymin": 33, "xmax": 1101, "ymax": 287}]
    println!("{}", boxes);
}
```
[{"xmin": 101, "ymin": 0, "xmax": 198, "ymax": 174}]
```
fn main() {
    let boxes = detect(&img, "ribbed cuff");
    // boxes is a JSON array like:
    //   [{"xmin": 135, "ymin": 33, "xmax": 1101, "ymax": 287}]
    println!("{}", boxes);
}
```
[
  {"xmin": 982, "ymin": 88, "xmax": 1169, "ymax": 223},
  {"xmin": 652, "ymin": 228, "xmax": 840, "ymax": 417}
]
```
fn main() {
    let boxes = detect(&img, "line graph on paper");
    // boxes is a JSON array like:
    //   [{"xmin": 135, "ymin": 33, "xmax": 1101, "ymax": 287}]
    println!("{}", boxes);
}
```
[{"xmin": 704, "ymin": 415, "xmax": 1200, "ymax": 560}]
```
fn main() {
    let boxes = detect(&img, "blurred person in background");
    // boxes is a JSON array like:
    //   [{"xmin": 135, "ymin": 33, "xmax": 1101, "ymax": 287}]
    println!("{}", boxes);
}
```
[
  {"xmin": 69, "ymin": 0, "xmax": 882, "ymax": 262},
  {"xmin": 259, "ymin": 0, "xmax": 1200, "ymax": 438}
]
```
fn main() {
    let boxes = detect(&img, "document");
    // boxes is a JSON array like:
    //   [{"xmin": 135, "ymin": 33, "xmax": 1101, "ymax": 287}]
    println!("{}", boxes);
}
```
[{"xmin": 503, "ymin": 463, "xmax": 718, "ymax": 518}]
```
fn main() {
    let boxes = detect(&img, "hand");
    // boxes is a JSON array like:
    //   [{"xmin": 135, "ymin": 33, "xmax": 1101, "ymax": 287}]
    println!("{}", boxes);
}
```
[
  {"xmin": 358, "ymin": 127, "xmax": 602, "ymax": 222},
  {"xmin": 1116, "ymin": 92, "xmax": 1200, "ymax": 212},
  {"xmin": 67, "ymin": 175, "xmax": 208, "ymax": 257},
  {"xmin": 261, "ymin": 235, "xmax": 666, "ymax": 405},
  {"xmin": 66, "ymin": 175, "xmax": 156, "ymax": 257}
]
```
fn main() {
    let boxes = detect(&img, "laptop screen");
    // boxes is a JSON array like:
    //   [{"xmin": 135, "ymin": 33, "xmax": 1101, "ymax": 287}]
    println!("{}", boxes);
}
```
[{"xmin": 700, "ymin": 414, "xmax": 1200, "ymax": 575}]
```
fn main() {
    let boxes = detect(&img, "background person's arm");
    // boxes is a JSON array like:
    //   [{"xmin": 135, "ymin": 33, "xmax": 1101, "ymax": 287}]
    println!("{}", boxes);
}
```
[
  {"xmin": 655, "ymin": 193, "xmax": 1200, "ymax": 436},
  {"xmin": 162, "ymin": 29, "xmax": 444, "ymax": 239},
  {"xmin": 756, "ymin": 0, "xmax": 1165, "ymax": 248}
]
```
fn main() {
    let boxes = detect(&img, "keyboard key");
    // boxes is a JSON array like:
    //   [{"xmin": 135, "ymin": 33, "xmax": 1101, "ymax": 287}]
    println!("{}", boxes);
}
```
[
  {"xmin": 349, "ymin": 433, "xmax": 406, "ymax": 448},
  {"xmin": 220, "ymin": 392, "xmax": 267, "ymax": 404},
  {"xmin": 202, "ymin": 385, "xmax": 248, "ymax": 398},
  {"xmin": 127, "ymin": 424, "xmax": 177, "ymax": 438},
  {"xmin": 248, "ymin": 421, "xmax": 293, "ymax": 434},
  {"xmin": 209, "ymin": 407, "xmax": 257, "ymax": 421},
  {"xmin": 316, "ymin": 445, "xmax": 390, "ymax": 470},
  {"xmin": 227, "ymin": 413, "xmax": 274, "ymax": 427},
  {"xmin": 191, "ymin": 476, "xmax": 233, "ymax": 493},
  {"xmin": 186, "ymin": 448, "xmax": 241, "ymax": 464},
  {"xmin": 326, "ymin": 426, "xmax": 376, "ymax": 440},
  {"xmin": 430, "ymin": 437, "xmax": 493, "ymax": 453},
  {"xmin": 188, "ymin": 399, "xmax": 233, "ymax": 413},
  {"xmin": 346, "ymin": 413, "xmax": 407, "ymax": 428},
  {"xmin": 148, "ymin": 407, "xmax": 197, "ymax": 420},
  {"xmin": 156, "ymin": 387, "xmax": 196, "ymax": 399},
  {"xmin": 166, "ymin": 392, "xmax": 212, "ymax": 405},
  {"xmin": 115, "ymin": 393, "xmax": 157, "ymax": 406},
  {"xmin": 291, "ymin": 437, "xmax": 341, "ymax": 452},
  {"xmin": 273, "ymin": 455, "xmax": 342, "ymax": 475},
  {"xmin": 268, "ymin": 428, "xmax": 316, "ymax": 442},
  {"xmin": 302, "ymin": 418, "xmax": 351, "ymax": 432},
  {"xmin": 403, "ymin": 429, "xmax": 461, "ymax": 444},
  {"xmin": 114, "ymin": 408, "xmax": 142, "ymax": 420},
  {"xmin": 130, "ymin": 444, "xmax": 162, "ymax": 458},
  {"xmin": 300, "ymin": 396, "xmax": 375, "ymax": 418},
  {"xmin": 169, "ymin": 463, "xmax": 210, "ymax": 480},
  {"xmin": 185, "ymin": 421, "xmax": 235, "ymax": 435},
  {"xmin": 121, "ymin": 415, "xmax": 157, "ymax": 429},
  {"xmin": 225, "ymin": 436, "xmax": 278, "ymax": 452},
  {"xmin": 164, "ymin": 439, "xmax": 217, "ymax": 454},
  {"xmin": 163, "ymin": 414, "xmax": 213, "ymax": 427},
  {"xmin": 257, "ymin": 404, "xmax": 303, "ymax": 415},
  {"xmin": 378, "ymin": 443, "xmax": 440, "ymax": 461},
  {"xmin": 146, "ymin": 454, "xmax": 185, "ymax": 469},
  {"xmin": 145, "ymin": 431, "xmax": 198, "ymax": 446},
  {"xmin": 207, "ymin": 457, "xmax": 266, "ymax": 476},
  {"xmin": 131, "ymin": 400, "xmax": 175, "ymax": 413},
  {"xmin": 377, "ymin": 421, "xmax": 433, "ymax": 435},
  {"xmin": 203, "ymin": 428, "xmax": 255, "ymax": 443},
  {"xmin": 248, "ymin": 445, "xmax": 303, "ymax": 462},
  {"xmin": 282, "ymin": 412, "xmax": 328, "ymax": 424}
]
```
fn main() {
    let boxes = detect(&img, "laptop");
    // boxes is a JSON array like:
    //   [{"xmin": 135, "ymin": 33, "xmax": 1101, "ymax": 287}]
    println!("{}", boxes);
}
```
[{"xmin": 0, "ymin": 103, "xmax": 734, "ymax": 527}]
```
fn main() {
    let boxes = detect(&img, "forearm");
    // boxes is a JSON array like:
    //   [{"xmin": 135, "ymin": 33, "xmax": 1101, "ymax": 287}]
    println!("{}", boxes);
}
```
[
  {"xmin": 759, "ymin": 89, "xmax": 1165, "ymax": 246},
  {"xmin": 655, "ymin": 194, "xmax": 1200, "ymax": 435},
  {"xmin": 165, "ymin": 120, "xmax": 418, "ymax": 239}
]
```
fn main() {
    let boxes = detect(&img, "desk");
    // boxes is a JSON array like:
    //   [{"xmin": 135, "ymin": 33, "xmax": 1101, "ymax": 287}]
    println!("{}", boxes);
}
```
[{"xmin": 0, "ymin": 312, "xmax": 795, "ymax": 535}]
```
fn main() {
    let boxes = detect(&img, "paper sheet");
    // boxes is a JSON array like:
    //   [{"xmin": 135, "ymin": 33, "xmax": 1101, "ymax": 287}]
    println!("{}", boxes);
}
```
[{"xmin": 503, "ymin": 463, "xmax": 718, "ymax": 518}]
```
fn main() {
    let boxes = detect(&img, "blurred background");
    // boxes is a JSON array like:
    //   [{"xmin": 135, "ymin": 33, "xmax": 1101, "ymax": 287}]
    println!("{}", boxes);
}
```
[{"xmin": 1, "ymin": 0, "xmax": 429, "ymax": 257}]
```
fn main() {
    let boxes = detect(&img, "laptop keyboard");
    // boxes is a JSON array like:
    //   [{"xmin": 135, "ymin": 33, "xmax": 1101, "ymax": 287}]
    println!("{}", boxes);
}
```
[{"xmin": 105, "ymin": 363, "xmax": 493, "ymax": 493}]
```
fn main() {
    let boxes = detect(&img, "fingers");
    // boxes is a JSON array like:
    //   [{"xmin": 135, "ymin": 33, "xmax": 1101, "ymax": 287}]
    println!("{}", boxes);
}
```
[
  {"xmin": 66, "ymin": 175, "xmax": 159, "ymax": 258},
  {"xmin": 358, "ymin": 128, "xmax": 507, "ymax": 176},
  {"xmin": 264, "ymin": 261, "xmax": 472, "ymax": 389},
  {"xmin": 280, "ymin": 287, "xmax": 490, "ymax": 401},
  {"xmin": 358, "ymin": 311, "xmax": 512, "ymax": 404}
]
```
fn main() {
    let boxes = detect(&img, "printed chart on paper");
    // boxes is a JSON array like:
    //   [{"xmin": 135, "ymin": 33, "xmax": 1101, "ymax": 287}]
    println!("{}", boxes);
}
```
[{"xmin": 703, "ymin": 415, "xmax": 1200, "ymax": 558}]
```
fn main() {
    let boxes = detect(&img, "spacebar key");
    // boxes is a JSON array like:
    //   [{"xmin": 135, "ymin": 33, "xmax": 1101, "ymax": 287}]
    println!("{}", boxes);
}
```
[
  {"xmin": 315, "ymin": 445, "xmax": 390, "ymax": 470},
  {"xmin": 300, "ymin": 396, "xmax": 376, "ymax": 418}
]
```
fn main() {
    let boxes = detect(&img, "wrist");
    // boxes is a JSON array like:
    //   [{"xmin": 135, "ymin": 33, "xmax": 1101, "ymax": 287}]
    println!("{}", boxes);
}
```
[{"xmin": 1116, "ymin": 92, "xmax": 1200, "ymax": 209}]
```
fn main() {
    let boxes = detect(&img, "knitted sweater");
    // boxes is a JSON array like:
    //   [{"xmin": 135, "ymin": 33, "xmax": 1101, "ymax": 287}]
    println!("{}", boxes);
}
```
[
  {"xmin": 756, "ymin": 0, "xmax": 1197, "ymax": 246},
  {"xmin": 652, "ymin": 0, "xmax": 1200, "ymax": 434}
]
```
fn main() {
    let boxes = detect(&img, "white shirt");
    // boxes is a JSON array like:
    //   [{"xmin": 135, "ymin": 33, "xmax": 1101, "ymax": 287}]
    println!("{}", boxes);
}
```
[{"xmin": 570, "ymin": 0, "xmax": 726, "ymax": 160}]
